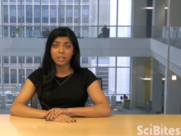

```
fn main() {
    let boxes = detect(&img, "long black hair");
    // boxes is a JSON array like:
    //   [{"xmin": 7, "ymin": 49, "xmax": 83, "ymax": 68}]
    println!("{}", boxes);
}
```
[{"xmin": 36, "ymin": 27, "xmax": 81, "ymax": 101}]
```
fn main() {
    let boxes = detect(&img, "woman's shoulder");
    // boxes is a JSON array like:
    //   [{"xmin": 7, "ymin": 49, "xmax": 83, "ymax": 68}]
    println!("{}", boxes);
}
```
[
  {"xmin": 76, "ymin": 68, "xmax": 91, "ymax": 74},
  {"xmin": 75, "ymin": 68, "xmax": 96, "ymax": 78},
  {"xmin": 29, "ymin": 68, "xmax": 42, "ymax": 77},
  {"xmin": 27, "ymin": 68, "xmax": 43, "ymax": 85}
]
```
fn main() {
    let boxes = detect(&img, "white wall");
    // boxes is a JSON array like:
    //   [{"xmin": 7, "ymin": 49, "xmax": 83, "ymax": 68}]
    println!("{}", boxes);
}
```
[
  {"xmin": 0, "ymin": 38, "xmax": 151, "ymax": 56},
  {"xmin": 150, "ymin": 39, "xmax": 181, "ymax": 78}
]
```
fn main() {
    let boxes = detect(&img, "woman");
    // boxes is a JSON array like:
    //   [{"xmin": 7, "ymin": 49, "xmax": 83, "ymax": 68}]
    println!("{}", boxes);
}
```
[{"xmin": 10, "ymin": 27, "xmax": 111, "ymax": 123}]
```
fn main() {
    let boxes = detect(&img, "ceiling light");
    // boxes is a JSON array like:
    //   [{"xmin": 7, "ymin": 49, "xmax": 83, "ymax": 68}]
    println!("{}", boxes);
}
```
[
  {"xmin": 172, "ymin": 75, "xmax": 177, "ymax": 80},
  {"xmin": 144, "ymin": 7, "xmax": 153, "ymax": 9}
]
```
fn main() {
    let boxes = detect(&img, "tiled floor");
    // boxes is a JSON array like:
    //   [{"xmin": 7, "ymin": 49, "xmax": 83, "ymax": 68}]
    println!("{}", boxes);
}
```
[{"xmin": 0, "ymin": 104, "xmax": 156, "ymax": 115}]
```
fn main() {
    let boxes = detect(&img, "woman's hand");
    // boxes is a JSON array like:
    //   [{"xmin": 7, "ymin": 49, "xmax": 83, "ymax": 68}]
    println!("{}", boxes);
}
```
[
  {"xmin": 53, "ymin": 114, "xmax": 76, "ymax": 123},
  {"xmin": 45, "ymin": 108, "xmax": 68, "ymax": 121}
]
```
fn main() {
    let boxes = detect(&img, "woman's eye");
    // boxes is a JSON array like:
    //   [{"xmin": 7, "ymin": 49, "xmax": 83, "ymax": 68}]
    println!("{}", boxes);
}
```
[
  {"xmin": 65, "ymin": 45, "xmax": 71, "ymax": 48},
  {"xmin": 53, "ymin": 44, "xmax": 58, "ymax": 48}
]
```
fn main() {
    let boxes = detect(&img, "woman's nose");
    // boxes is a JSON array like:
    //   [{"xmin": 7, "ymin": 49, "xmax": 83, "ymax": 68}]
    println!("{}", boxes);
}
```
[{"xmin": 59, "ymin": 46, "xmax": 64, "ymax": 54}]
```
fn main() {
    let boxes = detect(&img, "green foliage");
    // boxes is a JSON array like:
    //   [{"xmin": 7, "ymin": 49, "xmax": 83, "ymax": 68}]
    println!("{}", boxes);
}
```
[{"xmin": 11, "ymin": 90, "xmax": 16, "ymax": 96}]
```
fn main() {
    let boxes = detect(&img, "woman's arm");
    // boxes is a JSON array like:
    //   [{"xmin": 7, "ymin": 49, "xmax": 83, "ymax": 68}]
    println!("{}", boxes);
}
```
[
  {"xmin": 66, "ymin": 80, "xmax": 111, "ymax": 117},
  {"xmin": 10, "ymin": 79, "xmax": 47, "ymax": 119},
  {"xmin": 46, "ymin": 80, "xmax": 111, "ymax": 120}
]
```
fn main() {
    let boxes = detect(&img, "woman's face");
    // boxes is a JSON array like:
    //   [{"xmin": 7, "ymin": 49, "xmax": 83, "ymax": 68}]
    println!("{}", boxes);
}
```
[{"xmin": 50, "ymin": 37, "xmax": 74, "ymax": 67}]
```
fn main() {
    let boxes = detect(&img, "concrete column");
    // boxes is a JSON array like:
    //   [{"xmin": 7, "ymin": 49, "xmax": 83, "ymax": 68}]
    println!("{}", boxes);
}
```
[
  {"xmin": 131, "ymin": 0, "xmax": 147, "ymax": 38},
  {"xmin": 131, "ymin": 57, "xmax": 146, "ymax": 108},
  {"xmin": 169, "ymin": 0, "xmax": 181, "ymax": 26},
  {"xmin": 1, "ymin": 94, "xmax": 6, "ymax": 108},
  {"xmin": 150, "ymin": 58, "xmax": 162, "ymax": 112},
  {"xmin": 164, "ymin": 70, "xmax": 181, "ymax": 114},
  {"xmin": 111, "ymin": 95, "xmax": 116, "ymax": 108},
  {"xmin": 152, "ymin": 0, "xmax": 166, "ymax": 38},
  {"xmin": 168, "ymin": 0, "xmax": 181, "ymax": 38}
]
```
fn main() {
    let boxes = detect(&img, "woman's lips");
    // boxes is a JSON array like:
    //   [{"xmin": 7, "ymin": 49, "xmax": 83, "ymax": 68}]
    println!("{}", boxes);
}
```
[{"xmin": 57, "ymin": 57, "xmax": 65, "ymax": 62}]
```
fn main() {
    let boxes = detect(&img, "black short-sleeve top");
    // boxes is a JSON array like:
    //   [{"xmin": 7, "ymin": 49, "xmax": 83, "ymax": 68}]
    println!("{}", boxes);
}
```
[{"xmin": 28, "ymin": 68, "xmax": 97, "ymax": 110}]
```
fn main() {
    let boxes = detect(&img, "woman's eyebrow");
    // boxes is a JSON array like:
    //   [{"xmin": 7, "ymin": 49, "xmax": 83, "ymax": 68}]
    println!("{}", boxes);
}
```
[
  {"xmin": 53, "ymin": 41, "xmax": 60, "ymax": 43},
  {"xmin": 64, "ymin": 42, "xmax": 71, "ymax": 44},
  {"xmin": 53, "ymin": 41, "xmax": 71, "ymax": 44}
]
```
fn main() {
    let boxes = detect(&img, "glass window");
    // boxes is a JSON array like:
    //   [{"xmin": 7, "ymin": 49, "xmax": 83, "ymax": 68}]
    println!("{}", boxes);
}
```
[
  {"xmin": 34, "ymin": 5, "xmax": 40, "ymax": 23},
  {"xmin": 34, "ymin": 56, "xmax": 41, "ymax": 63},
  {"xmin": 26, "ymin": 69, "xmax": 33, "ymax": 77},
  {"xmin": 82, "ymin": 0, "xmax": 89, "ymax": 2},
  {"xmin": 110, "ymin": 0, "xmax": 117, "ymax": 26},
  {"xmin": 42, "ymin": 5, "xmax": 48, "ymax": 23},
  {"xmin": 3, "ymin": 5, "xmax": 8, "ymax": 23},
  {"xmin": 82, "ymin": 5, "xmax": 89, "ymax": 23},
  {"xmin": 34, "ymin": 27, "xmax": 40, "ymax": 37},
  {"xmin": 10, "ymin": 5, "xmax": 16, "ymax": 23},
  {"xmin": 60, "ymin": 5, "xmax": 65, "ymax": 23},
  {"xmin": 26, "ymin": 0, "xmax": 32, "ymax": 2},
  {"xmin": 117, "ymin": 68, "xmax": 130, "ymax": 94},
  {"xmin": 50, "ymin": 0, "xmax": 57, "ymax": 2},
  {"xmin": 3, "ymin": 0, "xmax": 8, "ymax": 2},
  {"xmin": 66, "ymin": 5, "xmax": 72, "ymax": 23},
  {"xmin": 18, "ymin": 5, "xmax": 24, "ymax": 23},
  {"xmin": 19, "ymin": 26, "xmax": 25, "ymax": 37},
  {"xmin": 82, "ymin": 57, "xmax": 88, "ymax": 64},
  {"xmin": 4, "ymin": 67, "xmax": 9, "ymax": 84},
  {"xmin": 26, "ymin": 5, "xmax": 32, "ymax": 23},
  {"xmin": 74, "ymin": 0, "xmax": 79, "ymax": 2},
  {"xmin": 26, "ymin": 56, "xmax": 33, "ymax": 63},
  {"xmin": 42, "ymin": 26, "xmax": 50, "ymax": 37},
  {"xmin": 88, "ymin": 68, "xmax": 96, "ymax": 75},
  {"xmin": 3, "ymin": 26, "xmax": 8, "ymax": 37},
  {"xmin": 50, "ymin": 5, "xmax": 57, "ymax": 23},
  {"xmin": 67, "ymin": 0, "xmax": 72, "ymax": 2},
  {"xmin": 34, "ymin": 0, "xmax": 40, "ymax": 2},
  {"xmin": 97, "ymin": 67, "xmax": 108, "ymax": 90},
  {"xmin": 10, "ymin": 0, "xmax": 16, "ymax": 2},
  {"xmin": 18, "ymin": 69, "xmax": 25, "ymax": 85},
  {"xmin": 11, "ymin": 69, "xmax": 17, "ymax": 84},
  {"xmin": 42, "ymin": 0, "xmax": 49, "ymax": 2},
  {"xmin": 3, "ymin": 56, "xmax": 9, "ymax": 64},
  {"xmin": 99, "ymin": 0, "xmax": 109, "ymax": 26},
  {"xmin": 26, "ymin": 26, "xmax": 33, "ymax": 37},
  {"xmin": 0, "ymin": 68, "xmax": 1, "ymax": 84},
  {"xmin": 80, "ymin": 57, "xmax": 97, "ymax": 67},
  {"xmin": 10, "ymin": 26, "xmax": 16, "ymax": 37},
  {"xmin": 18, "ymin": 56, "xmax": 25, "ymax": 63},
  {"xmin": 82, "ymin": 27, "xmax": 88, "ymax": 37},
  {"xmin": 98, "ymin": 57, "xmax": 115, "ymax": 67},
  {"xmin": 74, "ymin": 5, "xmax": 79, "ymax": 23},
  {"xmin": 0, "ymin": 56, "xmax": 1, "ymax": 63},
  {"xmin": 117, "ymin": 57, "xmax": 130, "ymax": 67},
  {"xmin": 98, "ymin": 57, "xmax": 109, "ymax": 66},
  {"xmin": 10, "ymin": 56, "xmax": 17, "ymax": 63},
  {"xmin": 108, "ymin": 68, "xmax": 115, "ymax": 92},
  {"xmin": 118, "ymin": 0, "xmax": 132, "ymax": 37},
  {"xmin": 74, "ymin": 26, "xmax": 80, "ymax": 37}
]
